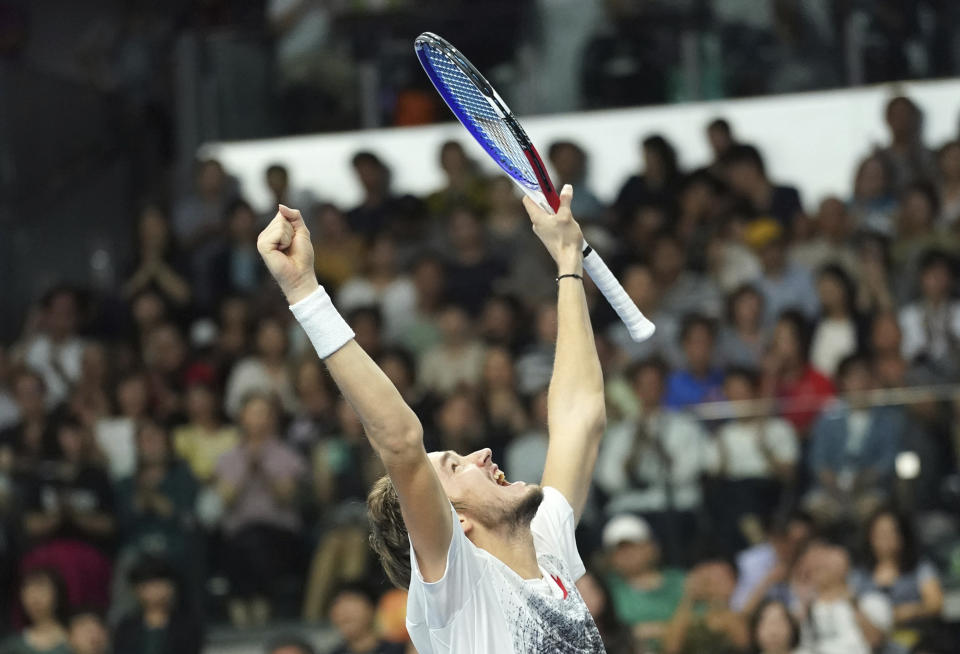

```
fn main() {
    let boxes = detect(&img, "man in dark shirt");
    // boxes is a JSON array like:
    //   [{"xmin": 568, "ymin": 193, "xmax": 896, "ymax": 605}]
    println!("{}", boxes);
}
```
[
  {"xmin": 112, "ymin": 558, "xmax": 202, "ymax": 654},
  {"xmin": 722, "ymin": 144, "xmax": 803, "ymax": 230}
]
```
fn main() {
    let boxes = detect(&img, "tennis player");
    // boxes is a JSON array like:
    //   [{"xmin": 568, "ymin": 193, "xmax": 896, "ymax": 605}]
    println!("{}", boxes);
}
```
[{"xmin": 257, "ymin": 185, "xmax": 606, "ymax": 653}]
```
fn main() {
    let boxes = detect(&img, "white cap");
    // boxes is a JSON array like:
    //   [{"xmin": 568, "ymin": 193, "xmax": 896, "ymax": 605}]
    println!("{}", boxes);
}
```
[{"xmin": 602, "ymin": 514, "xmax": 652, "ymax": 548}]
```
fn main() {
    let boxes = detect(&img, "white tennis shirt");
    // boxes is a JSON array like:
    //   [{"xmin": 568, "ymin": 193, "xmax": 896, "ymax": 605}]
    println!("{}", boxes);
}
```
[{"xmin": 405, "ymin": 486, "xmax": 605, "ymax": 654}]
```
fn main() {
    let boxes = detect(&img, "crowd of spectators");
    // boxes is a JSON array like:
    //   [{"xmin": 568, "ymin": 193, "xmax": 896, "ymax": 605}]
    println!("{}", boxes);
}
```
[{"xmin": 2, "ymin": 93, "xmax": 960, "ymax": 654}]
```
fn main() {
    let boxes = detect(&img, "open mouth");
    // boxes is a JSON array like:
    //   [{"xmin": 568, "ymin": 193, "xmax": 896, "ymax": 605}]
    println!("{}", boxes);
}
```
[{"xmin": 495, "ymin": 470, "xmax": 510, "ymax": 487}]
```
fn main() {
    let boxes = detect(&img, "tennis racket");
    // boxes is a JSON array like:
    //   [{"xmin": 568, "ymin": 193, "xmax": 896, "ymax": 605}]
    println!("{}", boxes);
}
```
[{"xmin": 414, "ymin": 32, "xmax": 655, "ymax": 342}]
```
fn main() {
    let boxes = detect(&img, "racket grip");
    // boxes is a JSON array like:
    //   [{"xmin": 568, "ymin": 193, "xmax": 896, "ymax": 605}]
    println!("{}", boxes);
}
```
[{"xmin": 582, "ymin": 244, "xmax": 656, "ymax": 343}]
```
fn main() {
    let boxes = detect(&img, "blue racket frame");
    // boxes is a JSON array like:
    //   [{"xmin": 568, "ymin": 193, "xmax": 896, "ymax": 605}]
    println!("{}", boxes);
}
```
[{"xmin": 414, "ymin": 32, "xmax": 561, "ymax": 211}]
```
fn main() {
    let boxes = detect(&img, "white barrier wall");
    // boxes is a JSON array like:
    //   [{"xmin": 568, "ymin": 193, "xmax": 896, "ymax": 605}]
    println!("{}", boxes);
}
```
[{"xmin": 202, "ymin": 79, "xmax": 960, "ymax": 213}]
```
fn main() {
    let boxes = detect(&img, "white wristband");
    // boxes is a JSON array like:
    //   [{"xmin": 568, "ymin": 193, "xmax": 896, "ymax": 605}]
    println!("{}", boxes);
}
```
[{"xmin": 289, "ymin": 286, "xmax": 355, "ymax": 359}]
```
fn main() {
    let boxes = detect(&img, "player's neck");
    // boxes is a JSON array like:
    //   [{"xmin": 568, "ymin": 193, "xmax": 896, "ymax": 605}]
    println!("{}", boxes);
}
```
[{"xmin": 476, "ymin": 525, "xmax": 541, "ymax": 580}]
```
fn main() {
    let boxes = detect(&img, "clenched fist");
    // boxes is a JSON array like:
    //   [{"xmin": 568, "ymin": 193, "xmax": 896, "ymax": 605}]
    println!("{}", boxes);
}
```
[{"xmin": 257, "ymin": 205, "xmax": 319, "ymax": 304}]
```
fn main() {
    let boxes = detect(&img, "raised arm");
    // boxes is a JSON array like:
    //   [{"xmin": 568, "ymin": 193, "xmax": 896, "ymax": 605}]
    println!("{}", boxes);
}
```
[
  {"xmin": 523, "ymin": 187, "xmax": 606, "ymax": 523},
  {"xmin": 257, "ymin": 206, "xmax": 452, "ymax": 581}
]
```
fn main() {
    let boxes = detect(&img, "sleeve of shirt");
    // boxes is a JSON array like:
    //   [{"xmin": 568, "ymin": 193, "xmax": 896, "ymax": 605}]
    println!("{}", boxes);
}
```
[
  {"xmin": 408, "ymin": 503, "xmax": 488, "ymax": 629},
  {"xmin": 530, "ymin": 486, "xmax": 586, "ymax": 581}
]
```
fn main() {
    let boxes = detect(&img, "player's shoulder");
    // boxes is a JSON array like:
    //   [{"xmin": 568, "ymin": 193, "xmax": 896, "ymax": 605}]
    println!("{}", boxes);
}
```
[{"xmin": 538, "ymin": 486, "xmax": 575, "ymax": 516}]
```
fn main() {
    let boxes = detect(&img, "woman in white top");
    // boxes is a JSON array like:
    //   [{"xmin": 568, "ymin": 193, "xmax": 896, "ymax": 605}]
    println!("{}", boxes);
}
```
[
  {"xmin": 708, "ymin": 367, "xmax": 799, "ymax": 551},
  {"xmin": 224, "ymin": 317, "xmax": 298, "ymax": 418},
  {"xmin": 810, "ymin": 264, "xmax": 861, "ymax": 377}
]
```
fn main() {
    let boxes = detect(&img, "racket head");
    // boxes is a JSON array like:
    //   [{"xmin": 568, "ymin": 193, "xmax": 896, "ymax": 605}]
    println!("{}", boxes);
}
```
[{"xmin": 414, "ymin": 32, "xmax": 560, "ymax": 212}]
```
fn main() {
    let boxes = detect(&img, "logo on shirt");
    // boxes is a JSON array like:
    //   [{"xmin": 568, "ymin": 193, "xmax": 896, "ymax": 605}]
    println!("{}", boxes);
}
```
[{"xmin": 550, "ymin": 575, "xmax": 568, "ymax": 600}]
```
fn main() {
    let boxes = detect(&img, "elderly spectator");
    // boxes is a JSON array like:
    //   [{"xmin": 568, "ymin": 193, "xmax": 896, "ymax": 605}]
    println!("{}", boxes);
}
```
[
  {"xmin": 601, "ymin": 514, "xmax": 686, "ymax": 653},
  {"xmin": 595, "ymin": 358, "xmax": 709, "ymax": 564},
  {"xmin": 214, "ymin": 393, "xmax": 306, "ymax": 628}
]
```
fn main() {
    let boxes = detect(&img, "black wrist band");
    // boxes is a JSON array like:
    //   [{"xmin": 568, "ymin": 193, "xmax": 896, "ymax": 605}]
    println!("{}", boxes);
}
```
[{"xmin": 556, "ymin": 273, "xmax": 583, "ymax": 283}]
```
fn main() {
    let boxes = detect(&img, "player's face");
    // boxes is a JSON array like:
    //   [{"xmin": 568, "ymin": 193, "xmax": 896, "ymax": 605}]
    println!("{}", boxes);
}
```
[{"xmin": 428, "ymin": 448, "xmax": 542, "ymax": 529}]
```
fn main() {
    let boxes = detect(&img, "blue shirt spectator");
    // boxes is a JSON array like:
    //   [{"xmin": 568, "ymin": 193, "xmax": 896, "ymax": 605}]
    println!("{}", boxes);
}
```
[{"xmin": 664, "ymin": 315, "xmax": 724, "ymax": 408}]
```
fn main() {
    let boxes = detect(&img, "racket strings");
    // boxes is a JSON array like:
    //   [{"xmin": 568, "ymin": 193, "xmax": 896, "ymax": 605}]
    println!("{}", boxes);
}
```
[{"xmin": 420, "ymin": 45, "xmax": 538, "ymax": 189}]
